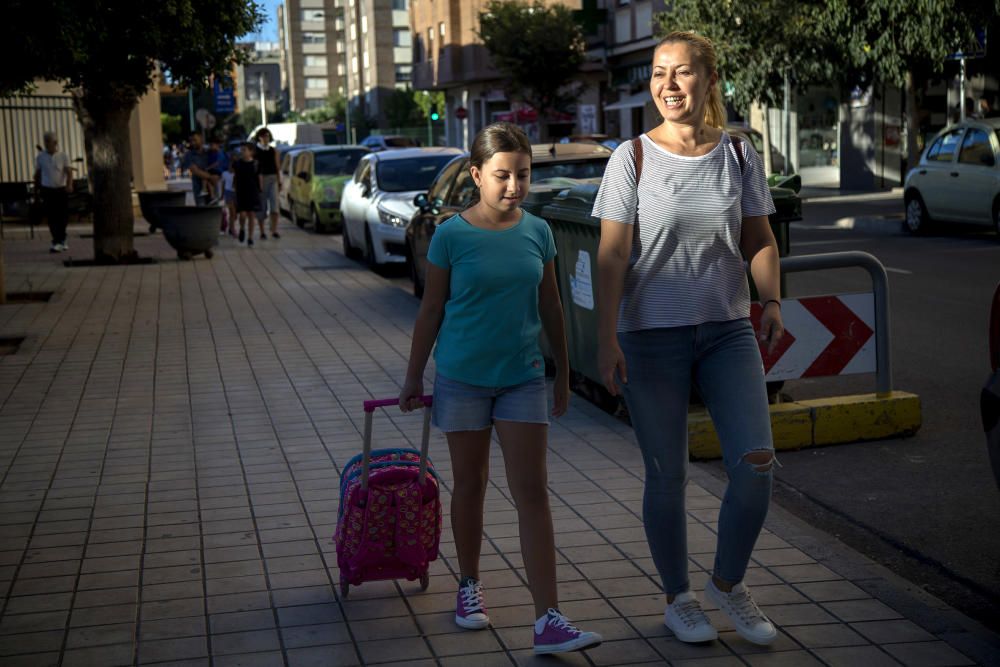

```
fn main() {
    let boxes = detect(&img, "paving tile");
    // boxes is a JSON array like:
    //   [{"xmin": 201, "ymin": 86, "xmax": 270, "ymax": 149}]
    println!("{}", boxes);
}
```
[
  {"xmin": 356, "ymin": 635, "xmax": 432, "ymax": 663},
  {"xmin": 61, "ymin": 642, "xmax": 135, "ymax": 667},
  {"xmin": 823, "ymin": 598, "xmax": 903, "ymax": 623},
  {"xmin": 784, "ymin": 622, "xmax": 869, "ymax": 648},
  {"xmin": 140, "ymin": 615, "xmax": 207, "ymax": 641},
  {"xmin": 286, "ymin": 644, "xmax": 362, "ymax": 667},
  {"xmin": 0, "ymin": 609, "xmax": 70, "ymax": 633},
  {"xmin": 428, "ymin": 629, "xmax": 505, "ymax": 656},
  {"xmin": 210, "ymin": 628, "xmax": 281, "ymax": 655},
  {"xmin": 851, "ymin": 619, "xmax": 938, "ymax": 644},
  {"xmin": 65, "ymin": 622, "xmax": 136, "ymax": 648},
  {"xmin": 812, "ymin": 645, "xmax": 903, "ymax": 667},
  {"xmin": 881, "ymin": 641, "xmax": 974, "ymax": 666},
  {"xmin": 744, "ymin": 651, "xmax": 825, "ymax": 666},
  {"xmin": 280, "ymin": 622, "xmax": 352, "ymax": 648},
  {"xmin": 277, "ymin": 602, "xmax": 344, "ymax": 627},
  {"xmin": 210, "ymin": 609, "xmax": 276, "ymax": 634}
]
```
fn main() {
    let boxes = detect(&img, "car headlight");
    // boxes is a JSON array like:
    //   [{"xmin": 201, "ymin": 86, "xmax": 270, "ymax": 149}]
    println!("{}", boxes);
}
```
[{"xmin": 377, "ymin": 208, "xmax": 406, "ymax": 227}]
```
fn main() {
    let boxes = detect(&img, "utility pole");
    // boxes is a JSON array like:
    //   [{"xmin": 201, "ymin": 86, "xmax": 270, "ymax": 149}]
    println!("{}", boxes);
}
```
[
  {"xmin": 959, "ymin": 56, "xmax": 967, "ymax": 122},
  {"xmin": 259, "ymin": 72, "xmax": 268, "ymax": 127},
  {"xmin": 188, "ymin": 88, "xmax": 195, "ymax": 131},
  {"xmin": 783, "ymin": 71, "xmax": 791, "ymax": 176}
]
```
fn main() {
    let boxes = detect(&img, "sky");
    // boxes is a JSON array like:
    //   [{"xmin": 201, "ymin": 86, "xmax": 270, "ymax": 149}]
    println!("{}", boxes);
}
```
[{"xmin": 252, "ymin": 0, "xmax": 282, "ymax": 42}]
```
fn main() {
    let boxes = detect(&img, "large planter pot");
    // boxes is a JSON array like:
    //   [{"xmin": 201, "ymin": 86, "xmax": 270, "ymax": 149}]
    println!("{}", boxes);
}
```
[
  {"xmin": 138, "ymin": 190, "xmax": 188, "ymax": 232},
  {"xmin": 156, "ymin": 205, "xmax": 221, "ymax": 260}
]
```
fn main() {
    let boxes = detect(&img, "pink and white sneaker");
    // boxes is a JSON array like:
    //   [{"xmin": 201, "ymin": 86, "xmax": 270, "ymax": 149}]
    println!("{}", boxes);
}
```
[
  {"xmin": 455, "ymin": 578, "xmax": 489, "ymax": 630},
  {"xmin": 533, "ymin": 608, "xmax": 602, "ymax": 654}
]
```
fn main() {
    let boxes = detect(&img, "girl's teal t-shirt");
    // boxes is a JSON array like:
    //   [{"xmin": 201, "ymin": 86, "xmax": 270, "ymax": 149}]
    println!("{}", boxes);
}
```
[{"xmin": 427, "ymin": 210, "xmax": 556, "ymax": 388}]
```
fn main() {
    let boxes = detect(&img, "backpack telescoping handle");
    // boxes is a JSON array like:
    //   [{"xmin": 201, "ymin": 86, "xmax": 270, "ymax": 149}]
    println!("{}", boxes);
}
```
[{"xmin": 361, "ymin": 396, "xmax": 434, "ymax": 492}]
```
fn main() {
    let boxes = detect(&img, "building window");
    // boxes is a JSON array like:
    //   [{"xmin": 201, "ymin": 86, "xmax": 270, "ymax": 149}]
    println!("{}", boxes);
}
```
[
  {"xmin": 439, "ymin": 22, "xmax": 445, "ymax": 37},
  {"xmin": 392, "ymin": 0, "xmax": 406, "ymax": 9},
  {"xmin": 304, "ymin": 55, "xmax": 328, "ymax": 69},
  {"xmin": 336, "ymin": 39, "xmax": 345, "ymax": 53},
  {"xmin": 305, "ymin": 77, "xmax": 328, "ymax": 89},
  {"xmin": 393, "ymin": 29, "xmax": 411, "ymax": 47},
  {"xmin": 337, "ymin": 62, "xmax": 346, "ymax": 76},
  {"xmin": 361, "ymin": 16, "xmax": 368, "ymax": 33},
  {"xmin": 301, "ymin": 9, "xmax": 325, "ymax": 21},
  {"xmin": 427, "ymin": 27, "xmax": 434, "ymax": 47},
  {"xmin": 302, "ymin": 32, "xmax": 326, "ymax": 44},
  {"xmin": 395, "ymin": 64, "xmax": 412, "ymax": 82},
  {"xmin": 363, "ymin": 51, "xmax": 370, "ymax": 68},
  {"xmin": 335, "ymin": 16, "xmax": 345, "ymax": 31},
  {"xmin": 352, "ymin": 56, "xmax": 358, "ymax": 73},
  {"xmin": 305, "ymin": 99, "xmax": 326, "ymax": 109}
]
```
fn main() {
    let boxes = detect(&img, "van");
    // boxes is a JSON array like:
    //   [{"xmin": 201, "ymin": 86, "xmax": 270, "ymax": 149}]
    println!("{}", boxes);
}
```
[{"xmin": 248, "ymin": 123, "xmax": 324, "ymax": 148}]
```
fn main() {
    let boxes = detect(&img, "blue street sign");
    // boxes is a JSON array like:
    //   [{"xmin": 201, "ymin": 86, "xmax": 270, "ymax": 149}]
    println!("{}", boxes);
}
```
[
  {"xmin": 214, "ymin": 79, "xmax": 236, "ymax": 114},
  {"xmin": 946, "ymin": 27, "xmax": 987, "ymax": 60}
]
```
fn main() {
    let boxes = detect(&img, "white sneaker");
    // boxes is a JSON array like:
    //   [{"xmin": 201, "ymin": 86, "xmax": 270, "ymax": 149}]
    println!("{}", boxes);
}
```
[
  {"xmin": 663, "ymin": 590, "xmax": 718, "ymax": 643},
  {"xmin": 704, "ymin": 579, "xmax": 777, "ymax": 645}
]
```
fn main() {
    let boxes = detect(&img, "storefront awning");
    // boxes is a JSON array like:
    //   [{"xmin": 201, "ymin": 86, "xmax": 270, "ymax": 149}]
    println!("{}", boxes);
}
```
[{"xmin": 604, "ymin": 92, "xmax": 650, "ymax": 111}]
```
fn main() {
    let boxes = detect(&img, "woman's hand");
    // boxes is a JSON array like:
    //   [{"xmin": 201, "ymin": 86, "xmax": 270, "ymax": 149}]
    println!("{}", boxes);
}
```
[
  {"xmin": 398, "ymin": 377, "xmax": 425, "ymax": 412},
  {"xmin": 759, "ymin": 302, "xmax": 785, "ymax": 355},
  {"xmin": 598, "ymin": 339, "xmax": 628, "ymax": 396},
  {"xmin": 552, "ymin": 370, "xmax": 570, "ymax": 417}
]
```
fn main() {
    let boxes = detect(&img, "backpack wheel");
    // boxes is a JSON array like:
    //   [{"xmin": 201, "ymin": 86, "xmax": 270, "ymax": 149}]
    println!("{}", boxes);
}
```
[{"xmin": 419, "ymin": 572, "xmax": 430, "ymax": 591}]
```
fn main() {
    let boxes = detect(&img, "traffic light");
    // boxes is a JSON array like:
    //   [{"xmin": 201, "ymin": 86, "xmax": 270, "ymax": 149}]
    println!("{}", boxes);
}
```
[{"xmin": 430, "ymin": 108, "xmax": 440, "ymax": 121}]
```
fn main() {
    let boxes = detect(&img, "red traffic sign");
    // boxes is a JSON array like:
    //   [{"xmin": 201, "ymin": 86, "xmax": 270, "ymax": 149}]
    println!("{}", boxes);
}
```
[
  {"xmin": 750, "ymin": 294, "xmax": 875, "ymax": 380},
  {"xmin": 455, "ymin": 107, "xmax": 468, "ymax": 120}
]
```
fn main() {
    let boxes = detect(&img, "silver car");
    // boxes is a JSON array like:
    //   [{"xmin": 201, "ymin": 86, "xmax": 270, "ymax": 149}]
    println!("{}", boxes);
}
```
[
  {"xmin": 903, "ymin": 118, "xmax": 1000, "ymax": 235},
  {"xmin": 340, "ymin": 147, "xmax": 462, "ymax": 266}
]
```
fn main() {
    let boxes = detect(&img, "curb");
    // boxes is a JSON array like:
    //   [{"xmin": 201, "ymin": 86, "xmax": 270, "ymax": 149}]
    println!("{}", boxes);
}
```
[{"xmin": 688, "ymin": 391, "xmax": 921, "ymax": 459}]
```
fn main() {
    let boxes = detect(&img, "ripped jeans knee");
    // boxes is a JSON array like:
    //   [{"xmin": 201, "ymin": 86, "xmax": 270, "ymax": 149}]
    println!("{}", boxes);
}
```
[{"xmin": 742, "ymin": 448, "xmax": 780, "ymax": 475}]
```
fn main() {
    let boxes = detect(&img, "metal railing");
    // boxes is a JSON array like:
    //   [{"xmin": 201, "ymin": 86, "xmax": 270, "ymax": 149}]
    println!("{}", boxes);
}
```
[
  {"xmin": 780, "ymin": 251, "xmax": 892, "ymax": 396},
  {"xmin": 1, "ymin": 95, "xmax": 89, "ymax": 183}
]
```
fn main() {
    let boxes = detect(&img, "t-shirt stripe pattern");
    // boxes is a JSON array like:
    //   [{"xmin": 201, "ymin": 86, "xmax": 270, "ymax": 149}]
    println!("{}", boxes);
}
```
[{"xmin": 591, "ymin": 132, "xmax": 776, "ymax": 332}]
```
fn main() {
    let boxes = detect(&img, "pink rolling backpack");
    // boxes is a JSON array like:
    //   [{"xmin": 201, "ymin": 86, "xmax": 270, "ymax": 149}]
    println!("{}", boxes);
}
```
[{"xmin": 334, "ymin": 397, "xmax": 441, "ymax": 597}]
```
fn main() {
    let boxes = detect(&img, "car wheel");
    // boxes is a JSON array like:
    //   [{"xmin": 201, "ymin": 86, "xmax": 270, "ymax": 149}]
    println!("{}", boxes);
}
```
[
  {"xmin": 342, "ymin": 220, "xmax": 360, "ymax": 259},
  {"xmin": 409, "ymin": 244, "xmax": 424, "ymax": 298},
  {"xmin": 904, "ymin": 193, "xmax": 932, "ymax": 235},
  {"xmin": 364, "ymin": 225, "xmax": 376, "ymax": 267},
  {"xmin": 312, "ymin": 207, "xmax": 326, "ymax": 233}
]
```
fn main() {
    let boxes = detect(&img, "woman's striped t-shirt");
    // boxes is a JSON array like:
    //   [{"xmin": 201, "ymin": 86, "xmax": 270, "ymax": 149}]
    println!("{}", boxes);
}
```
[{"xmin": 591, "ymin": 132, "xmax": 776, "ymax": 332}]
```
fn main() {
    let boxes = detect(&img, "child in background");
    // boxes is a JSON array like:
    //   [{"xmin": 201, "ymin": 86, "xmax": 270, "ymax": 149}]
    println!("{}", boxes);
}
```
[
  {"xmin": 398, "ymin": 122, "xmax": 602, "ymax": 656},
  {"xmin": 222, "ymin": 162, "xmax": 237, "ymax": 236},
  {"xmin": 233, "ymin": 142, "xmax": 261, "ymax": 247}
]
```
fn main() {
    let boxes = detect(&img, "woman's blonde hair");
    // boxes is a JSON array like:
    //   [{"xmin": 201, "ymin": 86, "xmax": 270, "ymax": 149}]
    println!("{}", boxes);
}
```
[{"xmin": 655, "ymin": 31, "xmax": 727, "ymax": 129}]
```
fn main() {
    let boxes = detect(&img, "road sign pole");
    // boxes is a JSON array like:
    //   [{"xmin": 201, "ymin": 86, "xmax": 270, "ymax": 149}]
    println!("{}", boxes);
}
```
[
  {"xmin": 188, "ymin": 88, "xmax": 195, "ymax": 132},
  {"xmin": 959, "ymin": 56, "xmax": 967, "ymax": 122}
]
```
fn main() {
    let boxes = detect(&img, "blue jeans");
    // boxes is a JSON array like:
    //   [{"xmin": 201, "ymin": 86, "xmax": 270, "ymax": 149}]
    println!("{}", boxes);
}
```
[{"xmin": 619, "ymin": 318, "xmax": 775, "ymax": 596}]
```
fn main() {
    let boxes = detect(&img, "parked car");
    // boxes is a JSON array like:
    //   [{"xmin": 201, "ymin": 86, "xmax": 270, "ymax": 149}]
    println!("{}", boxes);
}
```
[
  {"xmin": 903, "ymin": 118, "xmax": 1000, "ymax": 235},
  {"xmin": 360, "ymin": 135, "xmax": 422, "ymax": 152},
  {"xmin": 278, "ymin": 144, "xmax": 321, "ymax": 217},
  {"xmin": 340, "ymin": 147, "xmax": 463, "ymax": 266},
  {"xmin": 405, "ymin": 143, "xmax": 613, "ymax": 297},
  {"xmin": 985, "ymin": 281, "xmax": 1000, "ymax": 489},
  {"xmin": 287, "ymin": 146, "xmax": 369, "ymax": 232},
  {"xmin": 727, "ymin": 125, "xmax": 787, "ymax": 174}
]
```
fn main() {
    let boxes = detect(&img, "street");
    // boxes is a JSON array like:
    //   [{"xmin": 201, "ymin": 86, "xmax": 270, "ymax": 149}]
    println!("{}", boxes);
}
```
[{"xmin": 376, "ymin": 190, "xmax": 1000, "ymax": 631}]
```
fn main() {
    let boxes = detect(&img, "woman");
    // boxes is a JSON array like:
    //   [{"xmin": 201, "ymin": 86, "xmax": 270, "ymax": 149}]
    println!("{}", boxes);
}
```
[
  {"xmin": 254, "ymin": 128, "xmax": 282, "ymax": 240},
  {"xmin": 399, "ymin": 122, "xmax": 601, "ymax": 655},
  {"xmin": 594, "ymin": 31, "xmax": 784, "ymax": 646}
]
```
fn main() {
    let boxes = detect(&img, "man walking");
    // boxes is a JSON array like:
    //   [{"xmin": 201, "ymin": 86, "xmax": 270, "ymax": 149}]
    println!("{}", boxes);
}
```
[
  {"xmin": 34, "ymin": 131, "xmax": 73, "ymax": 253},
  {"xmin": 181, "ymin": 131, "xmax": 219, "ymax": 206}
]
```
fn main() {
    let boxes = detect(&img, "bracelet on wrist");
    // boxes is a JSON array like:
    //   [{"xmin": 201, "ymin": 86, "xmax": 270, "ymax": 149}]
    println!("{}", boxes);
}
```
[{"xmin": 762, "ymin": 299, "xmax": 781, "ymax": 310}]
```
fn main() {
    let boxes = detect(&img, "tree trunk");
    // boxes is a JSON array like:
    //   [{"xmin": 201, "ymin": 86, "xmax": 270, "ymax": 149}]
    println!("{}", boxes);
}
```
[
  {"xmin": 904, "ymin": 69, "xmax": 921, "ymax": 175},
  {"xmin": 72, "ymin": 92, "xmax": 138, "ymax": 264}
]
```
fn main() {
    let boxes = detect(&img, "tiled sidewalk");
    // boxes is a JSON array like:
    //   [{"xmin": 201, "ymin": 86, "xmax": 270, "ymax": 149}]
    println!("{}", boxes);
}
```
[{"xmin": 0, "ymin": 225, "xmax": 995, "ymax": 666}]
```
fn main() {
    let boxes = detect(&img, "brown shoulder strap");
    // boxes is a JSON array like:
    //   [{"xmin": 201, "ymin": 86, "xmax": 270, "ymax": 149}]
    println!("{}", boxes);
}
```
[
  {"xmin": 731, "ymin": 135, "xmax": 746, "ymax": 174},
  {"xmin": 632, "ymin": 136, "xmax": 643, "ymax": 185}
]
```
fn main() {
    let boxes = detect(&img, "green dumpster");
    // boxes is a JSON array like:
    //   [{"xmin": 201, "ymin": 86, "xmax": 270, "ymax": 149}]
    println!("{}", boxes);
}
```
[
  {"xmin": 540, "ymin": 182, "xmax": 801, "ymax": 390},
  {"xmin": 540, "ymin": 184, "xmax": 604, "ymax": 389}
]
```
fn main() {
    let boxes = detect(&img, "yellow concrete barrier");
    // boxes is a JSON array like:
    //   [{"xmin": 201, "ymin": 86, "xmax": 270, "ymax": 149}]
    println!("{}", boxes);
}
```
[{"xmin": 687, "ymin": 391, "xmax": 921, "ymax": 460}]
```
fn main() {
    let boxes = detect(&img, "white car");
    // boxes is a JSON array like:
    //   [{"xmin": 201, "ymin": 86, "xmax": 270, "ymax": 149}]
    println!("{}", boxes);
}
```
[
  {"xmin": 903, "ymin": 117, "xmax": 1000, "ymax": 235},
  {"xmin": 340, "ymin": 147, "xmax": 463, "ymax": 265},
  {"xmin": 360, "ymin": 134, "xmax": 422, "ymax": 152}
]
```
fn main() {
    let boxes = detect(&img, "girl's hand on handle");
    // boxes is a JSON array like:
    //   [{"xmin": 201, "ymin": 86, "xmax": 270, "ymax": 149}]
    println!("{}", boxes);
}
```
[
  {"xmin": 552, "ymin": 371, "xmax": 570, "ymax": 417},
  {"xmin": 398, "ymin": 378, "xmax": 425, "ymax": 412},
  {"xmin": 598, "ymin": 340, "xmax": 628, "ymax": 397},
  {"xmin": 759, "ymin": 303, "xmax": 785, "ymax": 355}
]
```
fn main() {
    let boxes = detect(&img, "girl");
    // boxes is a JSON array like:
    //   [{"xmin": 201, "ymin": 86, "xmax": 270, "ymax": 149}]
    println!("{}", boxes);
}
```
[
  {"xmin": 398, "ymin": 122, "xmax": 602, "ymax": 655},
  {"xmin": 594, "ymin": 31, "xmax": 783, "ymax": 646},
  {"xmin": 222, "ymin": 161, "xmax": 237, "ymax": 237},
  {"xmin": 234, "ymin": 142, "xmax": 261, "ymax": 247}
]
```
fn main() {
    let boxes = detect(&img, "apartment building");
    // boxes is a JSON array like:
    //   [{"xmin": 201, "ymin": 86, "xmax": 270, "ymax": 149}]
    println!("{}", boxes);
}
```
[
  {"xmin": 278, "ymin": 0, "xmax": 348, "ymax": 112},
  {"xmin": 343, "ymin": 0, "xmax": 414, "ymax": 128},
  {"xmin": 236, "ymin": 42, "xmax": 283, "ymax": 115}
]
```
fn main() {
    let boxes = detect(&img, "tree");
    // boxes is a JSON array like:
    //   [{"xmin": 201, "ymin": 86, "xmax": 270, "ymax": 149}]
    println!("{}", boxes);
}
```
[
  {"xmin": 832, "ymin": 0, "xmax": 999, "ymax": 168},
  {"xmin": 660, "ymin": 0, "xmax": 857, "ymax": 174},
  {"xmin": 384, "ymin": 88, "xmax": 422, "ymax": 128},
  {"xmin": 161, "ymin": 113, "xmax": 183, "ymax": 143},
  {"xmin": 478, "ymin": 0, "xmax": 585, "ymax": 137},
  {"xmin": 413, "ymin": 90, "xmax": 446, "ymax": 123},
  {"xmin": 2, "ymin": 0, "xmax": 262, "ymax": 263}
]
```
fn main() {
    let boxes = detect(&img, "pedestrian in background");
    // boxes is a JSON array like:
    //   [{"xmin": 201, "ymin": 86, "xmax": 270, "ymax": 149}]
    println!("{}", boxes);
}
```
[
  {"xmin": 253, "ymin": 128, "xmax": 281, "ymax": 240},
  {"xmin": 595, "ymin": 31, "xmax": 783, "ymax": 647},
  {"xmin": 222, "ymin": 161, "xmax": 237, "ymax": 236},
  {"xmin": 181, "ymin": 132, "xmax": 218, "ymax": 206},
  {"xmin": 206, "ymin": 136, "xmax": 229, "ymax": 203},
  {"xmin": 234, "ymin": 142, "xmax": 261, "ymax": 247},
  {"xmin": 33, "ymin": 131, "xmax": 73, "ymax": 253},
  {"xmin": 398, "ymin": 122, "xmax": 602, "ymax": 656}
]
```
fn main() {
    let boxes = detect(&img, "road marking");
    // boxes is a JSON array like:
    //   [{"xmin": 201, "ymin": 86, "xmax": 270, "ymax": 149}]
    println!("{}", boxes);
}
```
[
  {"xmin": 794, "ymin": 239, "xmax": 863, "ymax": 247},
  {"xmin": 885, "ymin": 267, "xmax": 912, "ymax": 275}
]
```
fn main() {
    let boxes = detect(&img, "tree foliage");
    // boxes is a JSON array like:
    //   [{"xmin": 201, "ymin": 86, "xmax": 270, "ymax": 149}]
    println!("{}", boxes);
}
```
[
  {"xmin": 384, "ymin": 88, "xmax": 424, "ymax": 128},
  {"xmin": 478, "ymin": 0, "xmax": 585, "ymax": 119},
  {"xmin": 161, "ymin": 113, "xmax": 183, "ymax": 143}
]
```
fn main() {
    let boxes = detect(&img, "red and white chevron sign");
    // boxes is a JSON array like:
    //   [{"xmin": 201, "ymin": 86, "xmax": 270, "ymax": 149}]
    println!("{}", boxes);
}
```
[{"xmin": 750, "ymin": 294, "xmax": 876, "ymax": 381}]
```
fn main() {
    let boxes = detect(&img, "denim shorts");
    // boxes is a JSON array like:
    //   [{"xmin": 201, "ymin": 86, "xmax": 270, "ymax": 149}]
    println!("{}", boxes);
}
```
[{"xmin": 432, "ymin": 374, "xmax": 549, "ymax": 432}]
